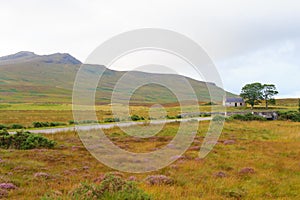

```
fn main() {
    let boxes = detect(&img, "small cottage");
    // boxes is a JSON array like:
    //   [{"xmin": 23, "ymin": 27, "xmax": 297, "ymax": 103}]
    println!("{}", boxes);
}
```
[{"xmin": 223, "ymin": 97, "xmax": 245, "ymax": 107}]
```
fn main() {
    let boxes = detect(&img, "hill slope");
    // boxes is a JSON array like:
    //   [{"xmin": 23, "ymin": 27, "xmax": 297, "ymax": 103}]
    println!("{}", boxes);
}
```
[{"xmin": 0, "ymin": 52, "xmax": 236, "ymax": 104}]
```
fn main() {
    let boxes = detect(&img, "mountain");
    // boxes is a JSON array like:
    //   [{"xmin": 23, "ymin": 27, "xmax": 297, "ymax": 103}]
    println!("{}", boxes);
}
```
[
  {"xmin": 0, "ymin": 51, "xmax": 81, "ymax": 65},
  {"xmin": 0, "ymin": 52, "xmax": 236, "ymax": 104}
]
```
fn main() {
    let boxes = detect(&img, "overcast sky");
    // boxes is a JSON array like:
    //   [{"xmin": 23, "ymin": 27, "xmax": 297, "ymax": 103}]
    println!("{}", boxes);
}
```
[{"xmin": 0, "ymin": 0, "xmax": 299, "ymax": 97}]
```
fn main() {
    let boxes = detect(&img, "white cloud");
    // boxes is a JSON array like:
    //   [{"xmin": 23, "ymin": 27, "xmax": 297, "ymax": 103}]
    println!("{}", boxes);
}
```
[
  {"xmin": 0, "ymin": 0, "xmax": 299, "ymax": 97},
  {"xmin": 217, "ymin": 40, "xmax": 300, "ymax": 97}
]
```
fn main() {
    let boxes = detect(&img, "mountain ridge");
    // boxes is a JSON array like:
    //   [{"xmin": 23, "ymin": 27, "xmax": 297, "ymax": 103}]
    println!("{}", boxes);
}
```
[
  {"xmin": 0, "ymin": 51, "xmax": 82, "ymax": 65},
  {"xmin": 0, "ymin": 51, "xmax": 236, "ymax": 104}
]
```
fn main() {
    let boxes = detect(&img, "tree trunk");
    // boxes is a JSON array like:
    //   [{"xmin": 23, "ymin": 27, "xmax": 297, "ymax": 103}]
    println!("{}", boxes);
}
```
[{"xmin": 266, "ymin": 100, "xmax": 268, "ymax": 110}]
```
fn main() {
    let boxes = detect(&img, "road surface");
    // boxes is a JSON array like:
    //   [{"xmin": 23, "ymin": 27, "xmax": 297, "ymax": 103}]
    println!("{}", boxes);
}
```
[{"xmin": 10, "ymin": 117, "xmax": 212, "ymax": 134}]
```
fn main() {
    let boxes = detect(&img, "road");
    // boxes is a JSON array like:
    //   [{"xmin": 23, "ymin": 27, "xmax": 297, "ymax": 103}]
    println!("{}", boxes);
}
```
[{"xmin": 10, "ymin": 117, "xmax": 212, "ymax": 134}]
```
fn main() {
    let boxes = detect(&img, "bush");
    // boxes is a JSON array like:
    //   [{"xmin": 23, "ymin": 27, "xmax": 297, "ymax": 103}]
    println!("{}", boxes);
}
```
[
  {"xmin": 0, "ymin": 124, "xmax": 7, "ymax": 130},
  {"xmin": 80, "ymin": 120, "xmax": 98, "ymax": 124},
  {"xmin": 166, "ymin": 115, "xmax": 176, "ymax": 119},
  {"xmin": 0, "ymin": 130, "xmax": 56, "ymax": 150},
  {"xmin": 33, "ymin": 121, "xmax": 66, "ymax": 128},
  {"xmin": 200, "ymin": 113, "xmax": 211, "ymax": 117},
  {"xmin": 166, "ymin": 115, "xmax": 181, "ymax": 119},
  {"xmin": 204, "ymin": 101, "xmax": 217, "ymax": 105},
  {"xmin": 32, "ymin": 122, "xmax": 49, "ymax": 128},
  {"xmin": 49, "ymin": 122, "xmax": 66, "ymax": 127},
  {"xmin": 278, "ymin": 111, "xmax": 300, "ymax": 122},
  {"xmin": 131, "ymin": 115, "xmax": 143, "ymax": 121},
  {"xmin": 9, "ymin": 124, "xmax": 24, "ymax": 129},
  {"xmin": 176, "ymin": 115, "xmax": 182, "ymax": 119},
  {"xmin": 70, "ymin": 174, "xmax": 152, "ymax": 200},
  {"xmin": 230, "ymin": 113, "xmax": 266, "ymax": 121},
  {"xmin": 68, "ymin": 120, "xmax": 79, "ymax": 125},
  {"xmin": 104, "ymin": 118, "xmax": 120, "ymax": 123}
]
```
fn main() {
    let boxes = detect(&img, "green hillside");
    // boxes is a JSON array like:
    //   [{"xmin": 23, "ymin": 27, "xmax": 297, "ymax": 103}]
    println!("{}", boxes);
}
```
[{"xmin": 0, "ymin": 51, "xmax": 236, "ymax": 105}]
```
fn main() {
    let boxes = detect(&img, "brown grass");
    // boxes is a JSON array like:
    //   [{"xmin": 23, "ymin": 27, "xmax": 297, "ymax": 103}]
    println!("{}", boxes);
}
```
[{"xmin": 0, "ymin": 120, "xmax": 299, "ymax": 199}]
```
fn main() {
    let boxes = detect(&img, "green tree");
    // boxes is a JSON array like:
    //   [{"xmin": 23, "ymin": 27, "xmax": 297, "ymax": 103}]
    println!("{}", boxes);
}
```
[
  {"xmin": 298, "ymin": 98, "xmax": 300, "ymax": 113},
  {"xmin": 262, "ymin": 84, "xmax": 278, "ymax": 109},
  {"xmin": 240, "ymin": 82, "xmax": 263, "ymax": 109}
]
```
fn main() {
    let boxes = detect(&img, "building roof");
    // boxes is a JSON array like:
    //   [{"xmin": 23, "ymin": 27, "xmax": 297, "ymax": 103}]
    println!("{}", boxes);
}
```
[{"xmin": 225, "ymin": 97, "xmax": 244, "ymax": 103}]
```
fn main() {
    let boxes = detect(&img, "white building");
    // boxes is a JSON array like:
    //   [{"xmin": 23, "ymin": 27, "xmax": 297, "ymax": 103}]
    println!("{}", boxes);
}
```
[{"xmin": 223, "ymin": 97, "xmax": 245, "ymax": 107}]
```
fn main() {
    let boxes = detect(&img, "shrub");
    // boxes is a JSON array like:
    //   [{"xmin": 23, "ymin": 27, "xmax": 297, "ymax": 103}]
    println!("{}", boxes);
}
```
[
  {"xmin": 33, "ymin": 121, "xmax": 66, "ymax": 128},
  {"xmin": 0, "ymin": 130, "xmax": 56, "ymax": 150},
  {"xmin": 80, "ymin": 120, "xmax": 98, "ymax": 124},
  {"xmin": 230, "ymin": 113, "xmax": 266, "ymax": 121},
  {"xmin": 176, "ymin": 115, "xmax": 182, "ymax": 119},
  {"xmin": 278, "ymin": 111, "xmax": 300, "ymax": 122},
  {"xmin": 32, "ymin": 122, "xmax": 49, "ymax": 128},
  {"xmin": 68, "ymin": 120, "xmax": 79, "ymax": 125},
  {"xmin": 204, "ymin": 101, "xmax": 217, "ymax": 105},
  {"xmin": 200, "ymin": 113, "xmax": 211, "ymax": 117},
  {"xmin": 166, "ymin": 115, "xmax": 181, "ymax": 119},
  {"xmin": 131, "ymin": 115, "xmax": 142, "ymax": 121},
  {"xmin": 166, "ymin": 115, "xmax": 176, "ymax": 119},
  {"xmin": 0, "ymin": 124, "xmax": 7, "ymax": 130},
  {"xmin": 104, "ymin": 118, "xmax": 120, "ymax": 123},
  {"xmin": 0, "ymin": 129, "xmax": 10, "ymax": 149},
  {"xmin": 70, "ymin": 174, "xmax": 151, "ymax": 200},
  {"xmin": 49, "ymin": 122, "xmax": 66, "ymax": 127},
  {"xmin": 9, "ymin": 124, "xmax": 24, "ymax": 129}
]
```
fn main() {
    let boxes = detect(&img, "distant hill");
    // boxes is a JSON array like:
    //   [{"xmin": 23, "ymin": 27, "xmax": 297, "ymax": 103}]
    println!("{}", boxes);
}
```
[
  {"xmin": 0, "ymin": 51, "xmax": 81, "ymax": 65},
  {"xmin": 0, "ymin": 52, "xmax": 237, "ymax": 105}
]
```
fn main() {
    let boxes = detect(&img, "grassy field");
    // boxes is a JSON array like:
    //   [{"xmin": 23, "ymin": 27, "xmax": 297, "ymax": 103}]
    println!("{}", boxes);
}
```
[
  {"xmin": 0, "ymin": 98, "xmax": 298, "ymax": 127},
  {"xmin": 1, "ymin": 120, "xmax": 300, "ymax": 199}
]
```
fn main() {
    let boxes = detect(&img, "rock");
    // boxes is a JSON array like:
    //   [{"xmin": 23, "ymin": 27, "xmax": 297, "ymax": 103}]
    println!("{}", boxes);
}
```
[
  {"xmin": 127, "ymin": 176, "xmax": 137, "ymax": 181},
  {"xmin": 239, "ymin": 167, "xmax": 255, "ymax": 175},
  {"xmin": 145, "ymin": 175, "xmax": 174, "ymax": 185},
  {"xmin": 214, "ymin": 171, "xmax": 227, "ymax": 178},
  {"xmin": 0, "ymin": 183, "xmax": 17, "ymax": 190},
  {"xmin": 223, "ymin": 140, "xmax": 236, "ymax": 145},
  {"xmin": 0, "ymin": 158, "xmax": 4, "ymax": 163},
  {"xmin": 34, "ymin": 172, "xmax": 50, "ymax": 178},
  {"xmin": 83, "ymin": 166, "xmax": 89, "ymax": 170},
  {"xmin": 189, "ymin": 146, "xmax": 200, "ymax": 151}
]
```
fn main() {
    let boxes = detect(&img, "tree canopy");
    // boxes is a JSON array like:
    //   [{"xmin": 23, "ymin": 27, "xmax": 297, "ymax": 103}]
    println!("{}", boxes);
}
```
[
  {"xmin": 240, "ymin": 83, "xmax": 278, "ymax": 109},
  {"xmin": 262, "ymin": 84, "xmax": 278, "ymax": 109},
  {"xmin": 240, "ymin": 82, "xmax": 263, "ymax": 109}
]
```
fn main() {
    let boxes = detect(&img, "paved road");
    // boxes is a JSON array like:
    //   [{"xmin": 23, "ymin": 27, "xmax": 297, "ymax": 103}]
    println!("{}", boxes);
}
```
[{"xmin": 10, "ymin": 117, "xmax": 212, "ymax": 134}]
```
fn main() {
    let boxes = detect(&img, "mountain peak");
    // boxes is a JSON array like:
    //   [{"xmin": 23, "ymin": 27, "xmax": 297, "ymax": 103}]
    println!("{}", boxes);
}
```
[
  {"xmin": 0, "ymin": 51, "xmax": 82, "ymax": 65},
  {"xmin": 42, "ymin": 53, "xmax": 82, "ymax": 65},
  {"xmin": 0, "ymin": 51, "xmax": 37, "ymax": 62}
]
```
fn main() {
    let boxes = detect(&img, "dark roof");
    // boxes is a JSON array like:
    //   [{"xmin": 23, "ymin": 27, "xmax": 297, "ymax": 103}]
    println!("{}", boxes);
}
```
[{"xmin": 225, "ymin": 97, "xmax": 244, "ymax": 103}]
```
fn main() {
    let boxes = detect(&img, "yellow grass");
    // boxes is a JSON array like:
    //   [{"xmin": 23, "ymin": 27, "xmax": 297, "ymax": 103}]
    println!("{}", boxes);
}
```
[{"xmin": 1, "ymin": 120, "xmax": 300, "ymax": 199}]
